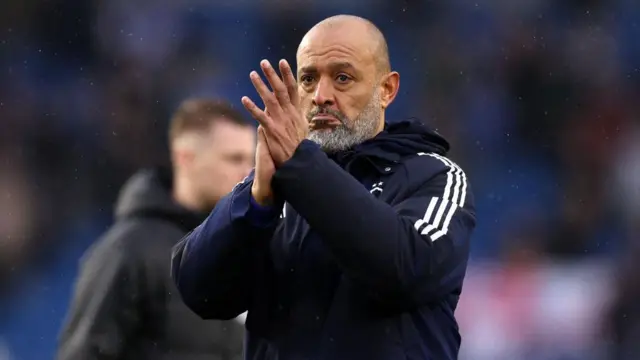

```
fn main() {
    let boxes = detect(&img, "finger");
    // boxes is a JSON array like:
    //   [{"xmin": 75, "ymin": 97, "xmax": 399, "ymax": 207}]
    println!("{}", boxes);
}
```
[
  {"xmin": 279, "ymin": 59, "xmax": 299, "ymax": 107},
  {"xmin": 256, "ymin": 126, "xmax": 266, "ymax": 145},
  {"xmin": 249, "ymin": 71, "xmax": 281, "ymax": 114},
  {"xmin": 260, "ymin": 59, "xmax": 291, "ymax": 107},
  {"xmin": 241, "ymin": 96, "xmax": 272, "ymax": 128}
]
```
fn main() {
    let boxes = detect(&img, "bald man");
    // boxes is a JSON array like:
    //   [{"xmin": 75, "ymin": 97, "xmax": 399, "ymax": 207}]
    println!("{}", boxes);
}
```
[{"xmin": 173, "ymin": 15, "xmax": 476, "ymax": 360}]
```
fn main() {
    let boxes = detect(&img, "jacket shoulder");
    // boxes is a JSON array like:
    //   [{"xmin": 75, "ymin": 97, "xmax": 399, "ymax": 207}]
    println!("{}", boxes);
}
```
[
  {"xmin": 398, "ymin": 152, "xmax": 468, "ymax": 184},
  {"xmin": 76, "ymin": 219, "xmax": 178, "ymax": 295},
  {"xmin": 387, "ymin": 152, "xmax": 474, "ymax": 209},
  {"xmin": 80, "ymin": 221, "xmax": 146, "ymax": 269},
  {"xmin": 106, "ymin": 217, "xmax": 184, "ymax": 250},
  {"xmin": 83, "ymin": 219, "xmax": 162, "ymax": 263}
]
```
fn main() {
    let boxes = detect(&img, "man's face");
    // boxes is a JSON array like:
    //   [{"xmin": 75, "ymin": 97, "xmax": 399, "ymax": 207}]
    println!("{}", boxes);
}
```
[
  {"xmin": 189, "ymin": 120, "xmax": 255, "ymax": 210},
  {"xmin": 297, "ymin": 30, "xmax": 386, "ymax": 152}
]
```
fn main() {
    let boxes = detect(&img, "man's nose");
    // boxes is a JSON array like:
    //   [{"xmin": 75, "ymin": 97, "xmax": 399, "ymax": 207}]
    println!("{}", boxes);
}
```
[{"xmin": 312, "ymin": 77, "xmax": 335, "ymax": 107}]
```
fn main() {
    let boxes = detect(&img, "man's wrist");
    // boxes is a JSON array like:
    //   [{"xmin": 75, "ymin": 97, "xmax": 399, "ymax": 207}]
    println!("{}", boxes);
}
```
[
  {"xmin": 251, "ymin": 185, "xmax": 274, "ymax": 207},
  {"xmin": 249, "ymin": 193, "xmax": 274, "ymax": 210},
  {"xmin": 246, "ymin": 187, "xmax": 280, "ymax": 228}
]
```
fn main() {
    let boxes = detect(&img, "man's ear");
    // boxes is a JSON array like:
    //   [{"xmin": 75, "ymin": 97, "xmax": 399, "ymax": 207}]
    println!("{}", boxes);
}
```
[{"xmin": 380, "ymin": 71, "xmax": 400, "ymax": 109}]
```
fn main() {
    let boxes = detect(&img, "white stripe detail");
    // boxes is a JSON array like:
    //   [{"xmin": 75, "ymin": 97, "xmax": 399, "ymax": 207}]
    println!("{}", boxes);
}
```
[
  {"xmin": 419, "ymin": 199, "xmax": 453, "ymax": 237},
  {"xmin": 414, "ymin": 196, "xmax": 439, "ymax": 231},
  {"xmin": 415, "ymin": 153, "xmax": 467, "ymax": 241},
  {"xmin": 430, "ymin": 202, "xmax": 459, "ymax": 241}
]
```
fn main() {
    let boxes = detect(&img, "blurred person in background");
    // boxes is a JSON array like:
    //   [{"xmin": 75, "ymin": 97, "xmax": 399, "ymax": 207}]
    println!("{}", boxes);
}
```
[
  {"xmin": 173, "ymin": 15, "xmax": 476, "ymax": 360},
  {"xmin": 57, "ymin": 99, "xmax": 255, "ymax": 360}
]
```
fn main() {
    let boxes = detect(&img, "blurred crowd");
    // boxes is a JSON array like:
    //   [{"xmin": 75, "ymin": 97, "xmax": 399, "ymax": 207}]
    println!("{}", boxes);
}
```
[{"xmin": 1, "ymin": 0, "xmax": 639, "ymax": 359}]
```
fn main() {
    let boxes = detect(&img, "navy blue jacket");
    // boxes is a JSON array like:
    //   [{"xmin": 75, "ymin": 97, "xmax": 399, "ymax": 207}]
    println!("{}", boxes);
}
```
[{"xmin": 172, "ymin": 119, "xmax": 476, "ymax": 360}]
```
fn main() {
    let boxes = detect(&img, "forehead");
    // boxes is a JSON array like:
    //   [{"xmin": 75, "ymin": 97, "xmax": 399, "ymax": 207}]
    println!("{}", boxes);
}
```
[
  {"xmin": 297, "ymin": 28, "xmax": 377, "ymax": 72},
  {"xmin": 207, "ymin": 120, "xmax": 255, "ymax": 151}
]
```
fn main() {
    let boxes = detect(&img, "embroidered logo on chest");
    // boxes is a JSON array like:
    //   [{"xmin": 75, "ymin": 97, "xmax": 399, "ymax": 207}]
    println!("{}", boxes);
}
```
[{"xmin": 370, "ymin": 181, "xmax": 384, "ymax": 196}]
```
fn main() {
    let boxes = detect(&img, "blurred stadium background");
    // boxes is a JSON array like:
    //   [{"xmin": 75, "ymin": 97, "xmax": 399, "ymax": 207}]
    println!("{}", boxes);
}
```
[{"xmin": 1, "ymin": 0, "xmax": 639, "ymax": 359}]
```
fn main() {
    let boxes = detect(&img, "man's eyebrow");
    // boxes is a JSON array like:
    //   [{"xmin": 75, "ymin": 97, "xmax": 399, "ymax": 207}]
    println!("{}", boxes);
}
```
[
  {"xmin": 298, "ymin": 65, "xmax": 317, "ymax": 75},
  {"xmin": 298, "ymin": 62, "xmax": 357, "ymax": 75},
  {"xmin": 328, "ymin": 62, "xmax": 356, "ymax": 71}
]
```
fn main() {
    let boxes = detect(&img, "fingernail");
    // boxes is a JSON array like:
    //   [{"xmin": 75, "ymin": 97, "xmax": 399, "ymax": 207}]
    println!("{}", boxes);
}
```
[
  {"xmin": 260, "ymin": 59, "xmax": 270, "ymax": 68},
  {"xmin": 250, "ymin": 71, "xmax": 258, "ymax": 78}
]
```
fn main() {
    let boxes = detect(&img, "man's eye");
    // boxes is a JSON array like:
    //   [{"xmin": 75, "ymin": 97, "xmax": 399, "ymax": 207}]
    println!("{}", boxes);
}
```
[
  {"xmin": 336, "ymin": 74, "xmax": 351, "ymax": 83},
  {"xmin": 226, "ymin": 155, "xmax": 244, "ymax": 164},
  {"xmin": 300, "ymin": 75, "xmax": 314, "ymax": 84}
]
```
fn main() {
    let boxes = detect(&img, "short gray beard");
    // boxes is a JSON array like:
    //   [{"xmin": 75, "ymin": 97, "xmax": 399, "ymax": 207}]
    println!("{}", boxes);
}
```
[{"xmin": 307, "ymin": 89, "xmax": 382, "ymax": 153}]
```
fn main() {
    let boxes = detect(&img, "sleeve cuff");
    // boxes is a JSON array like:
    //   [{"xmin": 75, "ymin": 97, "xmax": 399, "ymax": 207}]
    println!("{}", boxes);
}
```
[{"xmin": 230, "ymin": 181, "xmax": 280, "ymax": 228}]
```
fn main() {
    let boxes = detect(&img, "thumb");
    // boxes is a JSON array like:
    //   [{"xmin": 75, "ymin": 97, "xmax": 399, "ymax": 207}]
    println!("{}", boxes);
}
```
[
  {"xmin": 257, "ymin": 126, "xmax": 266, "ymax": 141},
  {"xmin": 257, "ymin": 126, "xmax": 269, "ymax": 148},
  {"xmin": 257, "ymin": 126, "xmax": 270, "ymax": 154},
  {"xmin": 256, "ymin": 126, "xmax": 275, "ymax": 169}
]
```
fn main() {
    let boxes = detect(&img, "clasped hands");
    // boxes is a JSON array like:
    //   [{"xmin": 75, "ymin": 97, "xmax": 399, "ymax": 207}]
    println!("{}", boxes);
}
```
[
  {"xmin": 241, "ymin": 59, "xmax": 308, "ymax": 167},
  {"xmin": 242, "ymin": 59, "xmax": 308, "ymax": 205}
]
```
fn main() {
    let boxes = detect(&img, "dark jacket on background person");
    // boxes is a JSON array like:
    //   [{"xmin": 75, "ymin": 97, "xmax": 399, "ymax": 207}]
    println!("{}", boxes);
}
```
[
  {"xmin": 58, "ymin": 168, "xmax": 245, "ymax": 360},
  {"xmin": 172, "ymin": 119, "xmax": 477, "ymax": 360}
]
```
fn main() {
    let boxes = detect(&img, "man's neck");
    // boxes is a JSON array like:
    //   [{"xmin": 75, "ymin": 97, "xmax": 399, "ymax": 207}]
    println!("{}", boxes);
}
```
[{"xmin": 172, "ymin": 177, "xmax": 203, "ymax": 213}]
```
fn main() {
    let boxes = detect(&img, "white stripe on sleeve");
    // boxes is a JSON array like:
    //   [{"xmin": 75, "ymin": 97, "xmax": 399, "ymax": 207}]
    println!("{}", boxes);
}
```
[{"xmin": 414, "ymin": 153, "xmax": 468, "ymax": 241}]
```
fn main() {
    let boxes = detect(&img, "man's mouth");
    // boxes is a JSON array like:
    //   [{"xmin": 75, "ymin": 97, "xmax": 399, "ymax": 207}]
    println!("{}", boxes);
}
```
[
  {"xmin": 309, "ymin": 116, "xmax": 340, "ymax": 131},
  {"xmin": 310, "ymin": 114, "xmax": 341, "ymax": 128},
  {"xmin": 312, "ymin": 114, "xmax": 340, "ymax": 123}
]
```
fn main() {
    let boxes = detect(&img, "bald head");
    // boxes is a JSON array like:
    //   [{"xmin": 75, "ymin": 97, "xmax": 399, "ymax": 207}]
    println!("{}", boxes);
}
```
[
  {"xmin": 295, "ymin": 15, "xmax": 400, "ymax": 152},
  {"xmin": 298, "ymin": 15, "xmax": 390, "ymax": 75}
]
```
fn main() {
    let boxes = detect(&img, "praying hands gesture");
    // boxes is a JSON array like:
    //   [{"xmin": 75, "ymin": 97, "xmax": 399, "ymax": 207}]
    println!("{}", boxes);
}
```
[
  {"xmin": 242, "ymin": 59, "xmax": 308, "ymax": 166},
  {"xmin": 242, "ymin": 59, "xmax": 309, "ymax": 205}
]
